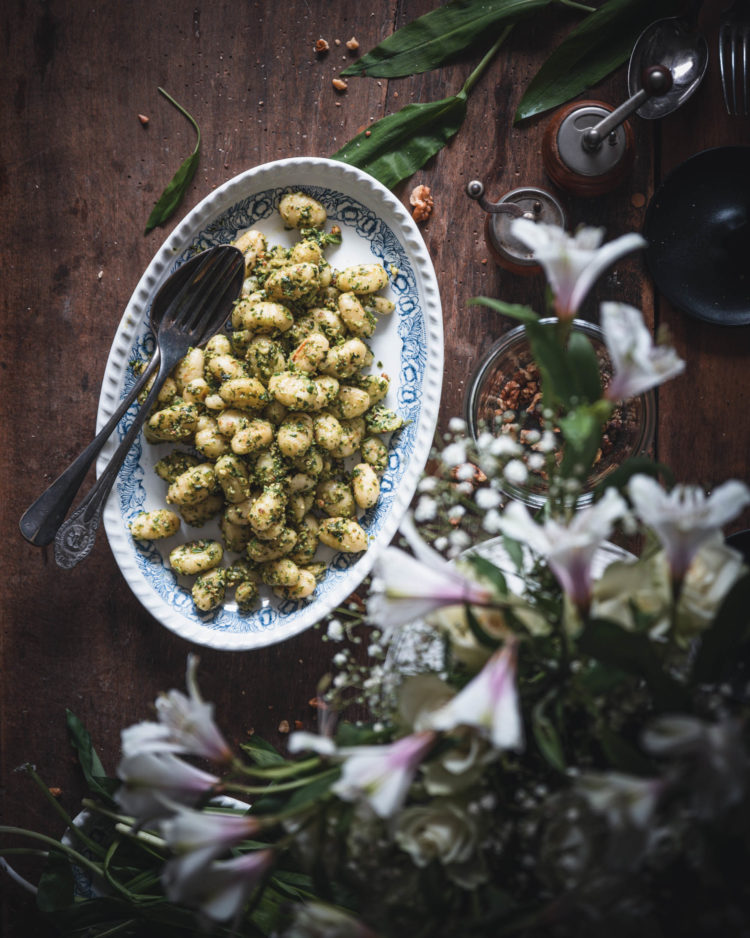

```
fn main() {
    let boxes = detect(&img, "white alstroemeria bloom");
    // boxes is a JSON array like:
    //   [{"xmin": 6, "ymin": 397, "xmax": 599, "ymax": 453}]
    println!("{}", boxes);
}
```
[
  {"xmin": 285, "ymin": 901, "xmax": 378, "ymax": 938},
  {"xmin": 368, "ymin": 514, "xmax": 493, "ymax": 635},
  {"xmin": 627, "ymin": 475, "xmax": 750, "ymax": 579},
  {"xmin": 576, "ymin": 771, "xmax": 663, "ymax": 830},
  {"xmin": 600, "ymin": 302, "xmax": 685, "ymax": 401},
  {"xmin": 332, "ymin": 730, "xmax": 437, "ymax": 818},
  {"xmin": 428, "ymin": 643, "xmax": 523, "ymax": 751},
  {"xmin": 121, "ymin": 655, "xmax": 232, "ymax": 764},
  {"xmin": 510, "ymin": 219, "xmax": 646, "ymax": 319},
  {"xmin": 164, "ymin": 848, "xmax": 274, "ymax": 921},
  {"xmin": 497, "ymin": 488, "xmax": 627, "ymax": 608},
  {"xmin": 115, "ymin": 752, "xmax": 219, "ymax": 821},
  {"xmin": 160, "ymin": 806, "xmax": 263, "ymax": 884},
  {"xmin": 287, "ymin": 731, "xmax": 337, "ymax": 757}
]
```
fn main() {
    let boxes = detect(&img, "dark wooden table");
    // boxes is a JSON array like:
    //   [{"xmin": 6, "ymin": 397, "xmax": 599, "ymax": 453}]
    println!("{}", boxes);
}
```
[{"xmin": 2, "ymin": 1, "xmax": 749, "ymax": 933}]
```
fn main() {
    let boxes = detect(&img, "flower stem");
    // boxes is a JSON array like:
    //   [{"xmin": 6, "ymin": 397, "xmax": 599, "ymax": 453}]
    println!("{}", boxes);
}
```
[
  {"xmin": 0, "ymin": 826, "xmax": 103, "ymax": 880},
  {"xmin": 556, "ymin": 0, "xmax": 596, "ymax": 11},
  {"xmin": 21, "ymin": 764, "xmax": 107, "ymax": 859}
]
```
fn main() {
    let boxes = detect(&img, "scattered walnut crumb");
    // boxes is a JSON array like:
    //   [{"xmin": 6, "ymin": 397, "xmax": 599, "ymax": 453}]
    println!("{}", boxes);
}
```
[
  {"xmin": 332, "ymin": 77, "xmax": 348, "ymax": 92},
  {"xmin": 278, "ymin": 720, "xmax": 290, "ymax": 734},
  {"xmin": 631, "ymin": 192, "xmax": 646, "ymax": 208},
  {"xmin": 294, "ymin": 720, "xmax": 304, "ymax": 730},
  {"xmin": 49, "ymin": 787, "xmax": 62, "ymax": 798},
  {"xmin": 315, "ymin": 38, "xmax": 330, "ymax": 53},
  {"xmin": 409, "ymin": 184, "xmax": 434, "ymax": 223},
  {"xmin": 334, "ymin": 38, "xmax": 342, "ymax": 45},
  {"xmin": 309, "ymin": 696, "xmax": 327, "ymax": 709},
  {"xmin": 345, "ymin": 36, "xmax": 359, "ymax": 51},
  {"xmin": 138, "ymin": 113, "xmax": 149, "ymax": 126}
]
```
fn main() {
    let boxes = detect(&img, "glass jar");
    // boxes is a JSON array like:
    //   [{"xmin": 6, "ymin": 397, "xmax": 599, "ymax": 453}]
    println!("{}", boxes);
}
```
[{"xmin": 464, "ymin": 318, "xmax": 656, "ymax": 509}]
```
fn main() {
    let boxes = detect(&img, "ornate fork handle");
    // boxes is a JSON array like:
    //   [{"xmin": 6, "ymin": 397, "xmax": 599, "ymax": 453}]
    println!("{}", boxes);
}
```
[
  {"xmin": 53, "ymin": 353, "xmax": 177, "ymax": 569},
  {"xmin": 18, "ymin": 354, "xmax": 160, "ymax": 547}
]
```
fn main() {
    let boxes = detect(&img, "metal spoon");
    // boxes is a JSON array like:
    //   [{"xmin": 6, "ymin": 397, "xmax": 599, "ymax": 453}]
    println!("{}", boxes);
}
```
[
  {"xmin": 19, "ymin": 247, "xmax": 241, "ymax": 548},
  {"xmin": 627, "ymin": 8, "xmax": 708, "ymax": 119}
]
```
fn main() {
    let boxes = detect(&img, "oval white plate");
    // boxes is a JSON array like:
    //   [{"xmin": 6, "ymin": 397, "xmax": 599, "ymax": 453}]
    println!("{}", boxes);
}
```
[{"xmin": 98, "ymin": 157, "xmax": 443, "ymax": 650}]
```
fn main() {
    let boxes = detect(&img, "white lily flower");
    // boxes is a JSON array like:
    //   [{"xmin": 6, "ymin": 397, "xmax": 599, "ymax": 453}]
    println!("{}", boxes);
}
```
[
  {"xmin": 510, "ymin": 220, "xmax": 646, "ymax": 319},
  {"xmin": 627, "ymin": 475, "xmax": 750, "ymax": 579},
  {"xmin": 160, "ymin": 805, "xmax": 262, "ymax": 884},
  {"xmin": 576, "ymin": 771, "xmax": 663, "ymax": 829},
  {"xmin": 600, "ymin": 302, "xmax": 685, "ymax": 400},
  {"xmin": 115, "ymin": 752, "xmax": 219, "ymax": 821},
  {"xmin": 164, "ymin": 848, "xmax": 274, "ymax": 921},
  {"xmin": 428, "ymin": 643, "xmax": 523, "ymax": 751},
  {"xmin": 497, "ymin": 489, "xmax": 627, "ymax": 608},
  {"xmin": 367, "ymin": 515, "xmax": 494, "ymax": 635},
  {"xmin": 287, "ymin": 731, "xmax": 337, "ymax": 757},
  {"xmin": 285, "ymin": 901, "xmax": 378, "ymax": 938},
  {"xmin": 121, "ymin": 655, "xmax": 232, "ymax": 764},
  {"xmin": 332, "ymin": 730, "xmax": 436, "ymax": 818}
]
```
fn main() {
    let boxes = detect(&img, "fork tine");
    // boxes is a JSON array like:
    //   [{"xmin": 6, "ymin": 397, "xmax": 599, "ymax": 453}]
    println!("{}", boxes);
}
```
[
  {"xmin": 180, "ymin": 249, "xmax": 242, "ymax": 335},
  {"xmin": 743, "ymin": 27, "xmax": 749, "ymax": 115},
  {"xmin": 167, "ymin": 248, "xmax": 238, "ymax": 332}
]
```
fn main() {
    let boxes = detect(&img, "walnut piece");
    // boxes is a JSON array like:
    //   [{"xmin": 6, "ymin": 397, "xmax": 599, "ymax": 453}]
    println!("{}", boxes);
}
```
[
  {"xmin": 332, "ymin": 77, "xmax": 348, "ymax": 92},
  {"xmin": 409, "ymin": 184, "xmax": 433, "ymax": 222},
  {"xmin": 345, "ymin": 36, "xmax": 359, "ymax": 51},
  {"xmin": 315, "ymin": 38, "xmax": 329, "ymax": 53}
]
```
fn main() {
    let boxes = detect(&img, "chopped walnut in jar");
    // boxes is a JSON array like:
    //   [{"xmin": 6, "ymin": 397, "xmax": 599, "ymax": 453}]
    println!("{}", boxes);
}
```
[{"xmin": 409, "ymin": 184, "xmax": 434, "ymax": 222}]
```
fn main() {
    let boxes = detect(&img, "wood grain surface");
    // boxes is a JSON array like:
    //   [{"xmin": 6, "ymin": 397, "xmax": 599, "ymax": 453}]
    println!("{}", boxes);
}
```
[{"xmin": 1, "ymin": 1, "xmax": 748, "ymax": 934}]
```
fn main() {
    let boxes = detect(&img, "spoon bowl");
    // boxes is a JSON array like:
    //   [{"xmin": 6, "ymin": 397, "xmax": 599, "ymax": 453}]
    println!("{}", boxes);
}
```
[{"xmin": 628, "ymin": 14, "xmax": 708, "ymax": 119}]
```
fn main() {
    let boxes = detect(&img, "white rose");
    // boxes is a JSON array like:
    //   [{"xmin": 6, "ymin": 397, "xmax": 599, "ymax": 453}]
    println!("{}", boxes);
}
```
[{"xmin": 676, "ymin": 536, "xmax": 747, "ymax": 644}]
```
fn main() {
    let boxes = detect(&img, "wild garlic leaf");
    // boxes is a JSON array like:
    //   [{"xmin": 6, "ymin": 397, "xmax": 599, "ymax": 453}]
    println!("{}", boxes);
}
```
[
  {"xmin": 333, "ymin": 30, "xmax": 510, "ymax": 189},
  {"xmin": 144, "ymin": 88, "xmax": 201, "ymax": 234},
  {"xmin": 514, "ymin": 0, "xmax": 684, "ymax": 122},
  {"xmin": 341, "ymin": 0, "xmax": 550, "ymax": 78}
]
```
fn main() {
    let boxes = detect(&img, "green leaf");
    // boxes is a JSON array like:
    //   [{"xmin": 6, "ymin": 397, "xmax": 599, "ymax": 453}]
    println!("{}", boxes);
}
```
[
  {"xmin": 241, "ymin": 735, "xmax": 286, "ymax": 767},
  {"xmin": 332, "ymin": 93, "xmax": 468, "ymax": 190},
  {"xmin": 66, "ymin": 710, "xmax": 118, "ymax": 802},
  {"xmin": 524, "ymin": 319, "xmax": 576, "ymax": 408},
  {"xmin": 285, "ymin": 768, "xmax": 340, "ymax": 811},
  {"xmin": 578, "ymin": 618, "xmax": 691, "ymax": 712},
  {"xmin": 566, "ymin": 330, "xmax": 602, "ymax": 403},
  {"xmin": 690, "ymin": 573, "xmax": 750, "ymax": 685},
  {"xmin": 464, "ymin": 603, "xmax": 503, "ymax": 649},
  {"xmin": 532, "ymin": 693, "xmax": 566, "ymax": 771},
  {"xmin": 464, "ymin": 552, "xmax": 509, "ymax": 595},
  {"xmin": 558, "ymin": 405, "xmax": 603, "ymax": 479},
  {"xmin": 332, "ymin": 30, "xmax": 510, "ymax": 190},
  {"xmin": 36, "ymin": 851, "xmax": 74, "ymax": 914},
  {"xmin": 469, "ymin": 296, "xmax": 540, "ymax": 325},
  {"xmin": 144, "ymin": 88, "xmax": 201, "ymax": 234},
  {"xmin": 341, "ymin": 0, "xmax": 550, "ymax": 78},
  {"xmin": 515, "ymin": 0, "xmax": 684, "ymax": 122}
]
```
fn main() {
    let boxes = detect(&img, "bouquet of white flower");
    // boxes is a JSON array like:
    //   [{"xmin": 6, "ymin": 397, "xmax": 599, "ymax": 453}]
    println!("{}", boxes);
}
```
[{"xmin": 3, "ymin": 221, "xmax": 750, "ymax": 938}]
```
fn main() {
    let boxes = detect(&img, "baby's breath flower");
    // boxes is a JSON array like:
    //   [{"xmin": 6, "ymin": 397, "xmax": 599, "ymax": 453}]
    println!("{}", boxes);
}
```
[
  {"xmin": 327, "ymin": 619, "xmax": 345, "ymax": 641},
  {"xmin": 414, "ymin": 496, "xmax": 438, "ymax": 522},
  {"xmin": 440, "ymin": 441, "xmax": 467, "ymax": 467},
  {"xmin": 504, "ymin": 460, "xmax": 529, "ymax": 485},
  {"xmin": 475, "ymin": 487, "xmax": 502, "ymax": 510},
  {"xmin": 527, "ymin": 453, "xmax": 545, "ymax": 472}
]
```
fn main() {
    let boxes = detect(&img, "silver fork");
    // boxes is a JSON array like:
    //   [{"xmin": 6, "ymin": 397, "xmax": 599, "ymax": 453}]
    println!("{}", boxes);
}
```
[
  {"xmin": 719, "ymin": 0, "xmax": 750, "ymax": 115},
  {"xmin": 53, "ymin": 245, "xmax": 244, "ymax": 570}
]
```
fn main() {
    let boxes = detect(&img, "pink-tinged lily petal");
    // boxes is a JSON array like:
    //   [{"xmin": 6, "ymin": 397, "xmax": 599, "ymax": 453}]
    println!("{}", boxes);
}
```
[
  {"xmin": 628, "ymin": 475, "xmax": 750, "ymax": 579},
  {"xmin": 332, "ymin": 731, "xmax": 437, "ymax": 818},
  {"xmin": 115, "ymin": 752, "xmax": 219, "ymax": 821},
  {"xmin": 601, "ymin": 302, "xmax": 685, "ymax": 401},
  {"xmin": 153, "ymin": 655, "xmax": 233, "ymax": 763},
  {"xmin": 368, "ymin": 547, "xmax": 493, "ymax": 632},
  {"xmin": 511, "ymin": 220, "xmax": 646, "ymax": 319},
  {"xmin": 160, "ymin": 806, "xmax": 262, "ymax": 884},
  {"xmin": 497, "ymin": 490, "xmax": 626, "ymax": 608},
  {"xmin": 428, "ymin": 643, "xmax": 523, "ymax": 750},
  {"xmin": 164, "ymin": 848, "xmax": 274, "ymax": 921}
]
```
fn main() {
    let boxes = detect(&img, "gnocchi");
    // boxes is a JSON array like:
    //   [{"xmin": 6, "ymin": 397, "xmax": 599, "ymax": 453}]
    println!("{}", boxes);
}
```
[{"xmin": 131, "ymin": 190, "xmax": 404, "ymax": 613}]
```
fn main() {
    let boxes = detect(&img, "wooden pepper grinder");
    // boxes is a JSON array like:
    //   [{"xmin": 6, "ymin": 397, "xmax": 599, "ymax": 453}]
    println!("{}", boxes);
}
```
[
  {"xmin": 466, "ymin": 180, "xmax": 567, "ymax": 274},
  {"xmin": 542, "ymin": 65, "xmax": 673, "ymax": 197}
]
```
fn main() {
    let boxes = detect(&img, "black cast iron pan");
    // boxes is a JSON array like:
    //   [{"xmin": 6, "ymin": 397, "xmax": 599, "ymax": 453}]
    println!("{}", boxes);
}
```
[{"xmin": 644, "ymin": 146, "xmax": 750, "ymax": 326}]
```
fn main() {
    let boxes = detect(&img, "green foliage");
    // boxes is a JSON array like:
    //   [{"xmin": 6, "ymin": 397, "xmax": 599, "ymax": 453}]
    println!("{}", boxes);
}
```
[
  {"xmin": 144, "ymin": 88, "xmax": 200, "ymax": 234},
  {"xmin": 66, "ymin": 709, "xmax": 118, "ymax": 802},
  {"xmin": 341, "ymin": 0, "xmax": 550, "ymax": 78}
]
